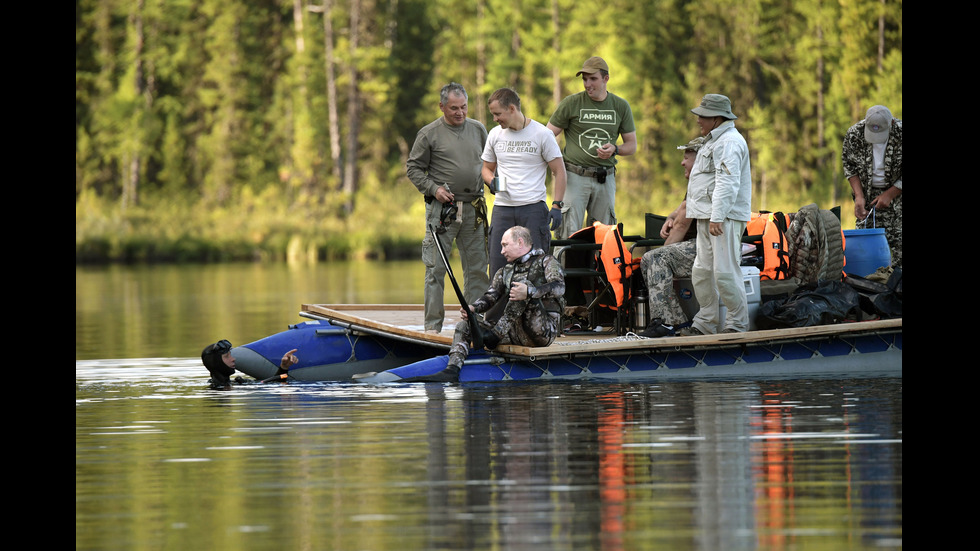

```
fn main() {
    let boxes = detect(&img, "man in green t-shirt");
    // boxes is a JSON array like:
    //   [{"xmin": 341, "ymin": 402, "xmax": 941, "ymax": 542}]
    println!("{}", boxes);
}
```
[{"xmin": 547, "ymin": 56, "xmax": 637, "ymax": 240}]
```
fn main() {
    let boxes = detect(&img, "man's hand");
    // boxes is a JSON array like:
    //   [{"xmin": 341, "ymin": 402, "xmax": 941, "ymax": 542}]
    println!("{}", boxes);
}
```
[
  {"xmin": 435, "ymin": 186, "xmax": 455, "ymax": 203},
  {"xmin": 509, "ymin": 282, "xmax": 529, "ymax": 301},
  {"xmin": 549, "ymin": 206, "xmax": 562, "ymax": 231},
  {"xmin": 280, "ymin": 349, "xmax": 299, "ymax": 370},
  {"xmin": 869, "ymin": 186, "xmax": 901, "ymax": 210},
  {"xmin": 597, "ymin": 143, "xmax": 617, "ymax": 160},
  {"xmin": 854, "ymin": 196, "xmax": 869, "ymax": 219},
  {"xmin": 709, "ymin": 222, "xmax": 724, "ymax": 236}
]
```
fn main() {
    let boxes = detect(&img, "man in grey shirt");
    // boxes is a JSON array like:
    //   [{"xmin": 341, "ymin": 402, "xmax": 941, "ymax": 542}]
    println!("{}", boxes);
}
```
[{"xmin": 407, "ymin": 82, "xmax": 491, "ymax": 333}]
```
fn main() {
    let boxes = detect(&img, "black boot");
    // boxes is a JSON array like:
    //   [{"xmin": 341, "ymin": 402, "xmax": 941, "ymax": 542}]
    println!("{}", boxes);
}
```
[
  {"xmin": 481, "ymin": 328, "xmax": 500, "ymax": 349},
  {"xmin": 416, "ymin": 360, "xmax": 461, "ymax": 382},
  {"xmin": 639, "ymin": 318, "xmax": 675, "ymax": 338}
]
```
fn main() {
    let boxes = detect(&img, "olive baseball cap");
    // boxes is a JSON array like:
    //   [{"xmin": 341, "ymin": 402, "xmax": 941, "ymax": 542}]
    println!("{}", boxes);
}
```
[
  {"xmin": 576, "ymin": 56, "xmax": 609, "ymax": 76},
  {"xmin": 677, "ymin": 136, "xmax": 706, "ymax": 151},
  {"xmin": 691, "ymin": 94, "xmax": 737, "ymax": 120}
]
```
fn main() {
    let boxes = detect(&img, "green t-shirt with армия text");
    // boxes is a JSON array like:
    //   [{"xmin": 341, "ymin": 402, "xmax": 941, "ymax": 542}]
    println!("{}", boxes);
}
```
[{"xmin": 548, "ymin": 91, "xmax": 635, "ymax": 168}]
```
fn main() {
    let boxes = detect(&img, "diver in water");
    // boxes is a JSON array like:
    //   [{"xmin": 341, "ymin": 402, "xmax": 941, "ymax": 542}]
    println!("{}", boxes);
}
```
[{"xmin": 201, "ymin": 339, "xmax": 299, "ymax": 388}]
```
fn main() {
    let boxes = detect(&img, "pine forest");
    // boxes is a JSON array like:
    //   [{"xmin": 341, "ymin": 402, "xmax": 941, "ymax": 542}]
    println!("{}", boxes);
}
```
[{"xmin": 75, "ymin": 0, "xmax": 902, "ymax": 263}]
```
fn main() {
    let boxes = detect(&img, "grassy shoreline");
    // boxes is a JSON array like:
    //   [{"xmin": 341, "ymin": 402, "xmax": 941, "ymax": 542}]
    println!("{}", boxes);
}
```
[
  {"xmin": 75, "ymin": 191, "xmax": 424, "ymax": 264},
  {"xmin": 77, "ymin": 188, "xmax": 856, "ymax": 264}
]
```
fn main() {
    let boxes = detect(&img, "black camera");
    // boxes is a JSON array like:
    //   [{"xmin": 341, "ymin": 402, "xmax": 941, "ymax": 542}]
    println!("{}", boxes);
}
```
[{"xmin": 595, "ymin": 167, "xmax": 607, "ymax": 184}]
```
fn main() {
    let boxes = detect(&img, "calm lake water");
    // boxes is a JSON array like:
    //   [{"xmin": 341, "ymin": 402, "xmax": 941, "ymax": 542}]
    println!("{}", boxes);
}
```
[{"xmin": 76, "ymin": 262, "xmax": 902, "ymax": 551}]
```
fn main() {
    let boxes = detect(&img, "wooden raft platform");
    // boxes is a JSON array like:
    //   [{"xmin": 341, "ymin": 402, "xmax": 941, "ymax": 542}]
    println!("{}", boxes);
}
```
[{"xmin": 300, "ymin": 304, "xmax": 903, "ymax": 360}]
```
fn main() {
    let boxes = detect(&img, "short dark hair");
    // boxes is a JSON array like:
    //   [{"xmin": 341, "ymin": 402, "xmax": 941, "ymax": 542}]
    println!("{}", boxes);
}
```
[{"xmin": 488, "ymin": 87, "xmax": 521, "ymax": 109}]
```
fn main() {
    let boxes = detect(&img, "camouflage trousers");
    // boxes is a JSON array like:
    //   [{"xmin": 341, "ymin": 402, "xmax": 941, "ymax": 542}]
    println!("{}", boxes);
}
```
[
  {"xmin": 640, "ymin": 240, "xmax": 697, "ymax": 326},
  {"xmin": 855, "ymin": 189, "xmax": 902, "ymax": 268},
  {"xmin": 447, "ymin": 301, "xmax": 559, "ymax": 368}
]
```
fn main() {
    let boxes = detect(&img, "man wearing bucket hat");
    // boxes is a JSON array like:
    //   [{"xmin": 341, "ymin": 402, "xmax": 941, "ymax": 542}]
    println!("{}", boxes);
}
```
[
  {"xmin": 842, "ymin": 105, "xmax": 902, "ymax": 268},
  {"xmin": 547, "ymin": 56, "xmax": 637, "ymax": 239},
  {"xmin": 679, "ymin": 94, "xmax": 753, "ymax": 336}
]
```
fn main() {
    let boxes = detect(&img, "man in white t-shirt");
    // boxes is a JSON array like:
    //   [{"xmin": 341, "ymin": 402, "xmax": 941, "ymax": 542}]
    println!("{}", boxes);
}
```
[{"xmin": 481, "ymin": 87, "xmax": 567, "ymax": 278}]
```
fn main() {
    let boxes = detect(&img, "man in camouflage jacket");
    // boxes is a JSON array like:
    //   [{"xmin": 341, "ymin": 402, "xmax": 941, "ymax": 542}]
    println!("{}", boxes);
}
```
[
  {"xmin": 439, "ymin": 226, "xmax": 565, "ymax": 381},
  {"xmin": 842, "ymin": 105, "xmax": 902, "ymax": 268}
]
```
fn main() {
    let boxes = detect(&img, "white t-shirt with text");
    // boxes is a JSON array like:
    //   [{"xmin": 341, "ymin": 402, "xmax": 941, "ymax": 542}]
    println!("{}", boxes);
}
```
[{"xmin": 482, "ymin": 119, "xmax": 562, "ymax": 207}]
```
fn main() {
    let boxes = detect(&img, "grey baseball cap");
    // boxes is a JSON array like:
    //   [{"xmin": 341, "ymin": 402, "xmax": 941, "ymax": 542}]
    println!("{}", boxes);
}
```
[{"xmin": 864, "ymin": 105, "xmax": 893, "ymax": 144}]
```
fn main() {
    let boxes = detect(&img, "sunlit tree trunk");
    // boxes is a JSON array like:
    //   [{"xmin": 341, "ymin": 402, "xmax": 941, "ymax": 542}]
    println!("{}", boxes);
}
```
[
  {"xmin": 291, "ymin": 0, "xmax": 315, "ymax": 198},
  {"xmin": 877, "ymin": 0, "xmax": 886, "ymax": 70},
  {"xmin": 475, "ymin": 0, "xmax": 486, "ymax": 123},
  {"xmin": 551, "ymin": 0, "xmax": 561, "ymax": 108},
  {"xmin": 343, "ymin": 0, "xmax": 361, "ymax": 214},
  {"xmin": 122, "ymin": 0, "xmax": 146, "ymax": 209},
  {"xmin": 310, "ymin": 0, "xmax": 343, "ymax": 188}
]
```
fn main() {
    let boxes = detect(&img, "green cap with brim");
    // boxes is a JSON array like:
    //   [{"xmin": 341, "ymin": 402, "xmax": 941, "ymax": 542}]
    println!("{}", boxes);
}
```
[{"xmin": 691, "ymin": 94, "xmax": 737, "ymax": 120}]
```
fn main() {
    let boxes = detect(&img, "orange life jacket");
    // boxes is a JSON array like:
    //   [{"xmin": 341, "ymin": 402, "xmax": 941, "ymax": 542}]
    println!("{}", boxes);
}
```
[
  {"xmin": 574, "ymin": 222, "xmax": 640, "ymax": 309},
  {"xmin": 745, "ymin": 211, "xmax": 791, "ymax": 280}
]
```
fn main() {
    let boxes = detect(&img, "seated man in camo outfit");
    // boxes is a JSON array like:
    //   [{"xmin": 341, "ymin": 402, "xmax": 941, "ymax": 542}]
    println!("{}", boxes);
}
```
[
  {"xmin": 638, "ymin": 137, "xmax": 704, "ymax": 337},
  {"xmin": 431, "ymin": 226, "xmax": 566, "ymax": 381}
]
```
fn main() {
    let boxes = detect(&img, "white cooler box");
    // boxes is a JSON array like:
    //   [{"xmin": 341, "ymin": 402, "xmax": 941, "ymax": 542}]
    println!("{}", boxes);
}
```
[{"xmin": 673, "ymin": 266, "xmax": 761, "ymax": 331}]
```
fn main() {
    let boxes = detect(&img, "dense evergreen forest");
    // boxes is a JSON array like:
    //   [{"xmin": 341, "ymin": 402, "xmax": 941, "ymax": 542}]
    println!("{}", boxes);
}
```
[{"xmin": 76, "ymin": 0, "xmax": 902, "ymax": 263}]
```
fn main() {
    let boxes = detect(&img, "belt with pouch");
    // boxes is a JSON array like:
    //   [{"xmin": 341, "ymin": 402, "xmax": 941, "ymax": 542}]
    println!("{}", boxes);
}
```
[
  {"xmin": 426, "ymin": 194, "xmax": 480, "ymax": 204},
  {"xmin": 564, "ymin": 161, "xmax": 615, "ymax": 181}
]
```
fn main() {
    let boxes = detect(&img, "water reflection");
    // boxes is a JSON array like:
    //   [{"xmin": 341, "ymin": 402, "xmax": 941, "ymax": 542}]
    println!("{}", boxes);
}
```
[
  {"xmin": 692, "ymin": 383, "xmax": 756, "ymax": 550},
  {"xmin": 76, "ymin": 359, "xmax": 901, "ymax": 550}
]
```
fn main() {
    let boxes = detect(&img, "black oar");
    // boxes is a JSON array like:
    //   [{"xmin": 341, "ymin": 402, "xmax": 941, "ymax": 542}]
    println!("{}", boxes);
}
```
[
  {"xmin": 260, "ymin": 371, "xmax": 288, "ymax": 383},
  {"xmin": 429, "ymin": 224, "xmax": 483, "ymax": 349}
]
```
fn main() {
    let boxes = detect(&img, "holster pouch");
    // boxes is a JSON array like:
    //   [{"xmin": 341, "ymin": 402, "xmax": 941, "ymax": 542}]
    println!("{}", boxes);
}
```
[{"xmin": 595, "ymin": 167, "xmax": 607, "ymax": 184}]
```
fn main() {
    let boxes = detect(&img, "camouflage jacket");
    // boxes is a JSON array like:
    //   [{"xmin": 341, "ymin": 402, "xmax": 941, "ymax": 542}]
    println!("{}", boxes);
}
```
[
  {"xmin": 842, "ymin": 118, "xmax": 903, "ymax": 194},
  {"xmin": 473, "ymin": 249, "xmax": 566, "ymax": 314}
]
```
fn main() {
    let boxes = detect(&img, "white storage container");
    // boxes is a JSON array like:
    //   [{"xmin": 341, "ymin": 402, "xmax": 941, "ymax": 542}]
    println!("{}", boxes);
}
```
[{"xmin": 673, "ymin": 266, "xmax": 761, "ymax": 331}]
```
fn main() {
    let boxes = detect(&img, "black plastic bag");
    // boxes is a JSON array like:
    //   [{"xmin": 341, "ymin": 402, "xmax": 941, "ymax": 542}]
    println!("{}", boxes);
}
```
[
  {"xmin": 867, "ymin": 268, "xmax": 902, "ymax": 318},
  {"xmin": 843, "ymin": 268, "xmax": 902, "ymax": 319},
  {"xmin": 757, "ymin": 280, "xmax": 862, "ymax": 329}
]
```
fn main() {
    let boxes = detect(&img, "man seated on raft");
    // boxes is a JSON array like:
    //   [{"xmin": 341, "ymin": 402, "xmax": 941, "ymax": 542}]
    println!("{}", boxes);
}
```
[{"xmin": 429, "ymin": 225, "xmax": 566, "ymax": 382}]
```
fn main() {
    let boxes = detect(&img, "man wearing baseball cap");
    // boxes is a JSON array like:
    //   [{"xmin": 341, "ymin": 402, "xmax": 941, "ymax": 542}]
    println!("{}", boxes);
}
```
[
  {"xmin": 547, "ymin": 56, "xmax": 637, "ymax": 239},
  {"xmin": 638, "ymin": 136, "xmax": 705, "ymax": 338},
  {"xmin": 842, "ymin": 105, "xmax": 903, "ymax": 268},
  {"xmin": 679, "ymin": 94, "xmax": 753, "ymax": 336}
]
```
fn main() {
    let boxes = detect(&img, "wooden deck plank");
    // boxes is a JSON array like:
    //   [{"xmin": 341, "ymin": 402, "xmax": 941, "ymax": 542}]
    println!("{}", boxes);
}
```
[{"xmin": 301, "ymin": 303, "xmax": 902, "ymax": 360}]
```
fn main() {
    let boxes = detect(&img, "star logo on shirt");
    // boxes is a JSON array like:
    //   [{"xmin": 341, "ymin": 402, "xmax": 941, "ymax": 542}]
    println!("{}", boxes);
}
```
[{"xmin": 579, "ymin": 128, "xmax": 614, "ymax": 158}]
